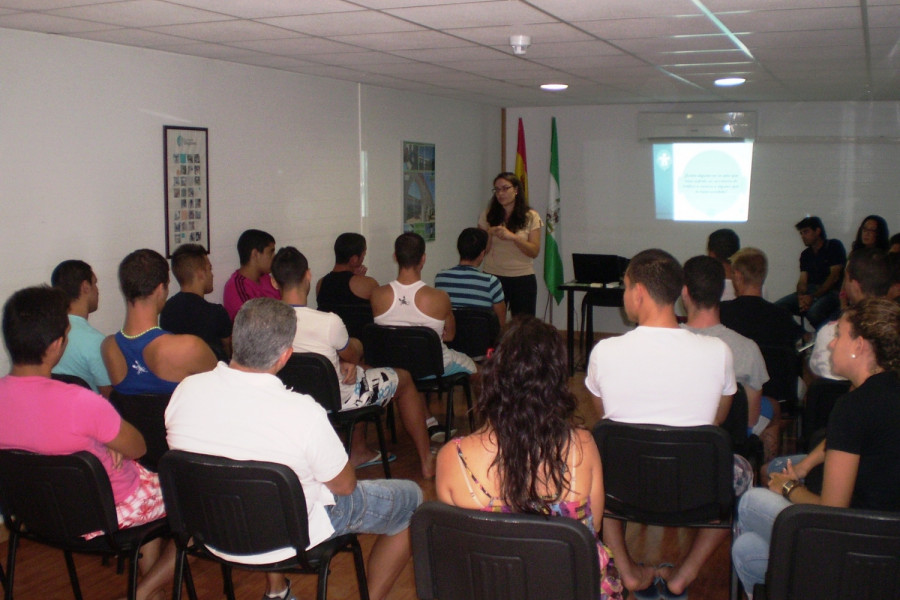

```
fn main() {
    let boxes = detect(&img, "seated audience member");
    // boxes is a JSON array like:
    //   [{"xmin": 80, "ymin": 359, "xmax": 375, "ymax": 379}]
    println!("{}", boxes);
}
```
[
  {"xmin": 720, "ymin": 248, "xmax": 803, "ymax": 348},
  {"xmin": 707, "ymin": 228, "xmax": 740, "ymax": 301},
  {"xmin": 372, "ymin": 233, "xmax": 476, "ymax": 441},
  {"xmin": 50, "ymin": 259, "xmax": 111, "ymax": 396},
  {"xmin": 437, "ymin": 316, "xmax": 623, "ymax": 599},
  {"xmin": 733, "ymin": 298, "xmax": 900, "ymax": 595},
  {"xmin": 775, "ymin": 216, "xmax": 846, "ymax": 329},
  {"xmin": 585, "ymin": 249, "xmax": 750, "ymax": 598},
  {"xmin": 0, "ymin": 286, "xmax": 175, "ymax": 600},
  {"xmin": 166, "ymin": 298, "xmax": 422, "ymax": 600},
  {"xmin": 316, "ymin": 232, "xmax": 379, "ymax": 307},
  {"xmin": 223, "ymin": 229, "xmax": 279, "ymax": 320},
  {"xmin": 682, "ymin": 256, "xmax": 779, "ymax": 459},
  {"xmin": 102, "ymin": 249, "xmax": 217, "ymax": 395},
  {"xmin": 160, "ymin": 243, "xmax": 232, "ymax": 361},
  {"xmin": 889, "ymin": 233, "xmax": 900, "ymax": 254},
  {"xmin": 270, "ymin": 246, "xmax": 434, "ymax": 479},
  {"xmin": 888, "ymin": 251, "xmax": 900, "ymax": 300},
  {"xmin": 851, "ymin": 214, "xmax": 890, "ymax": 252},
  {"xmin": 434, "ymin": 227, "xmax": 506, "ymax": 324}
]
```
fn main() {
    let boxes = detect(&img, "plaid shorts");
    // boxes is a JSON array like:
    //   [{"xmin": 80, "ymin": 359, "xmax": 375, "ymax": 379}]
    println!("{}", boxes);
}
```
[{"xmin": 115, "ymin": 462, "xmax": 167, "ymax": 529}]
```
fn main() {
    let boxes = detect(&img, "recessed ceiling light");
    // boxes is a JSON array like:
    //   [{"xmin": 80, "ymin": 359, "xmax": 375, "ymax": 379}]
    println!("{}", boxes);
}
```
[
  {"xmin": 541, "ymin": 83, "xmax": 568, "ymax": 91},
  {"xmin": 715, "ymin": 77, "xmax": 746, "ymax": 87}
]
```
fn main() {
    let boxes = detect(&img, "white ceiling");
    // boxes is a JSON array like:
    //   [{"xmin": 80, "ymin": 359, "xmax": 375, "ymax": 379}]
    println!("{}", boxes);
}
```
[{"xmin": 2, "ymin": 0, "xmax": 899, "ymax": 106}]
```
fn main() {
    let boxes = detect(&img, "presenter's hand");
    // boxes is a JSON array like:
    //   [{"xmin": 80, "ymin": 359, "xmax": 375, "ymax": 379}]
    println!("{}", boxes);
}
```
[{"xmin": 491, "ymin": 225, "xmax": 512, "ymax": 240}]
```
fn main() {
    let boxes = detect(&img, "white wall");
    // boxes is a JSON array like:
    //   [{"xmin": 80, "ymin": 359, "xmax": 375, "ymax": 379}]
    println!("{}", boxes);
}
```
[
  {"xmin": 505, "ymin": 103, "xmax": 900, "ymax": 333},
  {"xmin": 0, "ymin": 28, "xmax": 499, "ymax": 374}
]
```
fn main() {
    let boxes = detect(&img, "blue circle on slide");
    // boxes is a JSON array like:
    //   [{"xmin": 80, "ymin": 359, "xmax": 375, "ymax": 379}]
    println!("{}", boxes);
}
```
[{"xmin": 677, "ymin": 150, "xmax": 746, "ymax": 217}]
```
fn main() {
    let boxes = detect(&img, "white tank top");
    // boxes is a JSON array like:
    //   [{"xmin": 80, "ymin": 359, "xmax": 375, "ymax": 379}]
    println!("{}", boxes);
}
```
[{"xmin": 375, "ymin": 280, "xmax": 445, "ymax": 340}]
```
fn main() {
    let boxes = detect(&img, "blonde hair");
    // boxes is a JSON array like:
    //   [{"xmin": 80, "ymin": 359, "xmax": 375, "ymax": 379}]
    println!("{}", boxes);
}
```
[{"xmin": 730, "ymin": 247, "xmax": 767, "ymax": 287}]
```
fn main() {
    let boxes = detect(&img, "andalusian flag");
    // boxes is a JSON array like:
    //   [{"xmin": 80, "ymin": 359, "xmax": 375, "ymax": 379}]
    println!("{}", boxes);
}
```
[
  {"xmin": 544, "ymin": 117, "xmax": 563, "ymax": 304},
  {"xmin": 514, "ymin": 118, "xmax": 529, "ymax": 201}
]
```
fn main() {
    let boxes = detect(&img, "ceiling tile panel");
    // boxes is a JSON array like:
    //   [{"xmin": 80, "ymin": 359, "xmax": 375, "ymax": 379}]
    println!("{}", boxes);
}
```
[{"xmin": 261, "ymin": 10, "xmax": 424, "ymax": 36}]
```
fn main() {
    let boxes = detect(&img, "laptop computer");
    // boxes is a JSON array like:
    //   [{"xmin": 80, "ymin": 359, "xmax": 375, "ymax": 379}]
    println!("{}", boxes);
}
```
[{"xmin": 572, "ymin": 253, "xmax": 628, "ymax": 284}]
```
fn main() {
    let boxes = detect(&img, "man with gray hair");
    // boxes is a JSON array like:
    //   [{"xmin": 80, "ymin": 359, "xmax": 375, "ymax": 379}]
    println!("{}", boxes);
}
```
[{"xmin": 165, "ymin": 298, "xmax": 422, "ymax": 600}]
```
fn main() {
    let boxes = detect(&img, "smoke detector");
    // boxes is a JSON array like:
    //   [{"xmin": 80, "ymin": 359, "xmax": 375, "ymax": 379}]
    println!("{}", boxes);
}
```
[{"xmin": 510, "ymin": 35, "xmax": 531, "ymax": 55}]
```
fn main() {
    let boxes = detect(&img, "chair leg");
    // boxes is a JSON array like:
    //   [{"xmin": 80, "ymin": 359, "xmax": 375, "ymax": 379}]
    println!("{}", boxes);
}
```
[
  {"xmin": 126, "ymin": 548, "xmax": 141, "ymax": 600},
  {"xmin": 4, "ymin": 533, "xmax": 17, "ymax": 600},
  {"xmin": 221, "ymin": 563, "xmax": 236, "ymax": 600},
  {"xmin": 461, "ymin": 379, "xmax": 474, "ymax": 432},
  {"xmin": 386, "ymin": 403, "xmax": 397, "ymax": 443},
  {"xmin": 350, "ymin": 537, "xmax": 370, "ymax": 600},
  {"xmin": 444, "ymin": 387, "xmax": 455, "ymax": 443},
  {"xmin": 182, "ymin": 554, "xmax": 198, "ymax": 600},
  {"xmin": 372, "ymin": 417, "xmax": 391, "ymax": 478},
  {"xmin": 317, "ymin": 562, "xmax": 331, "ymax": 600},
  {"xmin": 172, "ymin": 550, "xmax": 186, "ymax": 600},
  {"xmin": 63, "ymin": 550, "xmax": 84, "ymax": 600}
]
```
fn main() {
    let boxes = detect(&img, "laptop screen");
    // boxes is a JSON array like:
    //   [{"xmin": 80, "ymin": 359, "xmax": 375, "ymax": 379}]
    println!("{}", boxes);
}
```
[{"xmin": 572, "ymin": 254, "xmax": 628, "ymax": 284}]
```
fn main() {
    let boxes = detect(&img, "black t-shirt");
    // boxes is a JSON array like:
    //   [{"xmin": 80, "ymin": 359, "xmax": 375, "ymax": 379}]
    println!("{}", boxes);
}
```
[
  {"xmin": 720, "ymin": 296, "xmax": 802, "ymax": 349},
  {"xmin": 800, "ymin": 238, "xmax": 846, "ymax": 287},
  {"xmin": 827, "ymin": 371, "xmax": 900, "ymax": 511},
  {"xmin": 317, "ymin": 271, "xmax": 369, "ymax": 307},
  {"xmin": 160, "ymin": 292, "xmax": 232, "ymax": 361}
]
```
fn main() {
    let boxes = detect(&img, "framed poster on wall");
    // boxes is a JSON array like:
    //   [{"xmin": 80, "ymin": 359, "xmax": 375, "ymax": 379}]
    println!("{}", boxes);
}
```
[
  {"xmin": 164, "ymin": 126, "xmax": 209, "ymax": 257},
  {"xmin": 403, "ymin": 141, "xmax": 435, "ymax": 241}
]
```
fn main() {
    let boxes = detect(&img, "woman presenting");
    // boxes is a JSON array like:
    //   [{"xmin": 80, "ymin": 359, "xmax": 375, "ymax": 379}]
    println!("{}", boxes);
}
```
[
  {"xmin": 478, "ymin": 172, "xmax": 542, "ymax": 317},
  {"xmin": 732, "ymin": 297, "xmax": 900, "ymax": 594}
]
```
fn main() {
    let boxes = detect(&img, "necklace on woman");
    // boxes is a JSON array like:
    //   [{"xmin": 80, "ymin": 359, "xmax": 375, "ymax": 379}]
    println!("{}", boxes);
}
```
[{"xmin": 119, "ymin": 326, "xmax": 160, "ymax": 340}]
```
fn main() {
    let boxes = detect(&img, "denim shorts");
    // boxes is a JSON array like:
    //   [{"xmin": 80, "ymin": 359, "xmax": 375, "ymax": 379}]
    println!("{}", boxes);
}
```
[{"xmin": 326, "ymin": 479, "xmax": 422, "ymax": 538}]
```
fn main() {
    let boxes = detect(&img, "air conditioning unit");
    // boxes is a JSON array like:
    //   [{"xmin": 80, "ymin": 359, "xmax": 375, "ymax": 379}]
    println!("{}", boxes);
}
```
[{"xmin": 638, "ymin": 111, "xmax": 757, "ymax": 141}]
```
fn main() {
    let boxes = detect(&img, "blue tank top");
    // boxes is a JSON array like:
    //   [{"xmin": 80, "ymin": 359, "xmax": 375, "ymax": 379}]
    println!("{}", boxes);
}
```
[{"xmin": 113, "ymin": 328, "xmax": 179, "ymax": 395}]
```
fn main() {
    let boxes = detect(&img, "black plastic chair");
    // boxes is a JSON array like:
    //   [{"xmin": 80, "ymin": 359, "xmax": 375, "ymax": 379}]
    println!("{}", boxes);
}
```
[
  {"xmin": 50, "ymin": 373, "xmax": 93, "ymax": 389},
  {"xmin": 591, "ymin": 421, "xmax": 737, "ymax": 599},
  {"xmin": 362, "ymin": 324, "xmax": 473, "ymax": 443},
  {"xmin": 277, "ymin": 352, "xmax": 392, "ymax": 478},
  {"xmin": 447, "ymin": 307, "xmax": 501, "ymax": 362},
  {"xmin": 317, "ymin": 302, "xmax": 374, "ymax": 341},
  {"xmin": 754, "ymin": 504, "xmax": 900, "ymax": 599},
  {"xmin": 758, "ymin": 344, "xmax": 802, "ymax": 441},
  {"xmin": 720, "ymin": 384, "xmax": 763, "ymax": 479},
  {"xmin": 410, "ymin": 501, "xmax": 600, "ymax": 600},
  {"xmin": 108, "ymin": 390, "xmax": 172, "ymax": 472},
  {"xmin": 0, "ymin": 449, "xmax": 177, "ymax": 600},
  {"xmin": 158, "ymin": 450, "xmax": 369, "ymax": 600}
]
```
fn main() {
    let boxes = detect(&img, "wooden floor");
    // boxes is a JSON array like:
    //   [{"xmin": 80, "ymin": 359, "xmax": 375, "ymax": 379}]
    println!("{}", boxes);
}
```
[{"xmin": 0, "ymin": 366, "xmax": 735, "ymax": 599}]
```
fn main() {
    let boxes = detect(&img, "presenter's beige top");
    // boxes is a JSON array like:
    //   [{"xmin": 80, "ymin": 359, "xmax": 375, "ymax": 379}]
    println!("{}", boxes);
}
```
[{"xmin": 478, "ymin": 208, "xmax": 543, "ymax": 277}]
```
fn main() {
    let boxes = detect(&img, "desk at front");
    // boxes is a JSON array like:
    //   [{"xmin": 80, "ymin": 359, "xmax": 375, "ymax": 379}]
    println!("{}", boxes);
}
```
[{"xmin": 558, "ymin": 282, "xmax": 625, "ymax": 376}]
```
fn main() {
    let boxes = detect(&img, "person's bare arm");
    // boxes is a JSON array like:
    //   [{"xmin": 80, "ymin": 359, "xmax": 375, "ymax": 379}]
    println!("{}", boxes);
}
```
[
  {"xmin": 100, "ymin": 335, "xmax": 127, "ymax": 386},
  {"xmin": 492, "ymin": 301, "xmax": 506, "ymax": 325},
  {"xmin": 105, "ymin": 419, "xmax": 147, "ymax": 460},
  {"xmin": 369, "ymin": 285, "xmax": 391, "ymax": 318},
  {"xmin": 580, "ymin": 429, "xmax": 606, "ymax": 533},
  {"xmin": 815, "ymin": 264, "xmax": 844, "ymax": 296},
  {"xmin": 337, "ymin": 337, "xmax": 364, "ymax": 365},
  {"xmin": 440, "ymin": 293, "xmax": 455, "ymax": 341},
  {"xmin": 349, "ymin": 275, "xmax": 379, "ymax": 301},
  {"xmin": 324, "ymin": 461, "xmax": 357, "ymax": 496},
  {"xmin": 98, "ymin": 385, "xmax": 113, "ymax": 399},
  {"xmin": 714, "ymin": 394, "xmax": 732, "ymax": 426},
  {"xmin": 769, "ymin": 449, "xmax": 858, "ymax": 508},
  {"xmin": 147, "ymin": 335, "xmax": 217, "ymax": 382},
  {"xmin": 220, "ymin": 336, "xmax": 232, "ymax": 359},
  {"xmin": 796, "ymin": 271, "xmax": 809, "ymax": 295}
]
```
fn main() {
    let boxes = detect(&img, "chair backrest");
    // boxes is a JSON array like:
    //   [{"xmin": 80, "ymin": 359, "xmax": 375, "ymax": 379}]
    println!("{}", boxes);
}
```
[
  {"xmin": 758, "ymin": 344, "xmax": 800, "ymax": 406},
  {"xmin": 318, "ymin": 303, "xmax": 374, "ymax": 341},
  {"xmin": 157, "ymin": 450, "xmax": 311, "ymax": 562},
  {"xmin": 592, "ymin": 421, "xmax": 734, "ymax": 525},
  {"xmin": 276, "ymin": 352, "xmax": 342, "ymax": 413},
  {"xmin": 764, "ymin": 504, "xmax": 900, "ymax": 599},
  {"xmin": 447, "ymin": 308, "xmax": 501, "ymax": 361},
  {"xmin": 411, "ymin": 502, "xmax": 600, "ymax": 600},
  {"xmin": 362, "ymin": 324, "xmax": 444, "ymax": 380},
  {"xmin": 0, "ymin": 449, "xmax": 119, "ymax": 543},
  {"xmin": 51, "ymin": 373, "xmax": 92, "ymax": 389},
  {"xmin": 109, "ymin": 390, "xmax": 172, "ymax": 472}
]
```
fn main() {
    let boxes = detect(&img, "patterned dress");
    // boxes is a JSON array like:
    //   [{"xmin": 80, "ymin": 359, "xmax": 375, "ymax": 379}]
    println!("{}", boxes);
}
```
[{"xmin": 453, "ymin": 438, "xmax": 624, "ymax": 600}]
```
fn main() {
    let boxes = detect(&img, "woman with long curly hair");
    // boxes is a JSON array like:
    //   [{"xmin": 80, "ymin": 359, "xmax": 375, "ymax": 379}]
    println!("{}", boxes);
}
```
[
  {"xmin": 733, "ymin": 297, "xmax": 900, "ymax": 594},
  {"xmin": 436, "ymin": 316, "xmax": 622, "ymax": 599},
  {"xmin": 478, "ymin": 172, "xmax": 543, "ymax": 317}
]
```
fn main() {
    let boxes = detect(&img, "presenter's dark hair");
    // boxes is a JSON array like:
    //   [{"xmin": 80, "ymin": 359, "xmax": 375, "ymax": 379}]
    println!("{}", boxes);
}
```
[
  {"xmin": 457, "ymin": 227, "xmax": 488, "ymax": 261},
  {"xmin": 270, "ymin": 246, "xmax": 309, "ymax": 289},
  {"xmin": 51, "ymin": 260, "xmax": 93, "ymax": 302},
  {"xmin": 852, "ymin": 215, "xmax": 890, "ymax": 252},
  {"xmin": 395, "ymin": 232, "xmax": 425, "ymax": 268},
  {"xmin": 707, "ymin": 229, "xmax": 740, "ymax": 264},
  {"xmin": 170, "ymin": 244, "xmax": 208, "ymax": 286},
  {"xmin": 3, "ymin": 286, "xmax": 69, "ymax": 365},
  {"xmin": 846, "ymin": 247, "xmax": 891, "ymax": 298},
  {"xmin": 119, "ymin": 249, "xmax": 169, "ymax": 302},
  {"xmin": 486, "ymin": 172, "xmax": 530, "ymax": 233},
  {"xmin": 795, "ymin": 216, "xmax": 826, "ymax": 239},
  {"xmin": 684, "ymin": 255, "xmax": 725, "ymax": 309},
  {"xmin": 626, "ymin": 249, "xmax": 684, "ymax": 306},
  {"xmin": 334, "ymin": 233, "xmax": 367, "ymax": 264},
  {"xmin": 477, "ymin": 316, "xmax": 577, "ymax": 515},
  {"xmin": 236, "ymin": 229, "xmax": 275, "ymax": 265}
]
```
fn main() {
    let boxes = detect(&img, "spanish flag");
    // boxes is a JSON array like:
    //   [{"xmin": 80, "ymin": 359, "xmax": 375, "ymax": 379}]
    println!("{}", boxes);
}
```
[{"xmin": 514, "ymin": 118, "xmax": 529, "ymax": 201}]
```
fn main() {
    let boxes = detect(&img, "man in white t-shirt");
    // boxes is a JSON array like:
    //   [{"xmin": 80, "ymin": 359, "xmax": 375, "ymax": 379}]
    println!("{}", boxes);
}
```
[
  {"xmin": 270, "ymin": 246, "xmax": 434, "ymax": 479},
  {"xmin": 585, "ymin": 249, "xmax": 736, "ymax": 599},
  {"xmin": 166, "ymin": 298, "xmax": 421, "ymax": 600}
]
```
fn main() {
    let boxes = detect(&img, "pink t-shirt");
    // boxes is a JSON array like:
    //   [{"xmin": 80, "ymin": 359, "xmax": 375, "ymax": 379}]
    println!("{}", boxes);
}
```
[
  {"xmin": 0, "ymin": 375, "xmax": 140, "ymax": 503},
  {"xmin": 223, "ymin": 270, "xmax": 281, "ymax": 320}
]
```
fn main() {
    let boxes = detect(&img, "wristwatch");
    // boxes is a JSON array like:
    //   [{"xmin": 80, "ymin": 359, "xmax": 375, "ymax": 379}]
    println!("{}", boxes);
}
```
[{"xmin": 782, "ymin": 479, "xmax": 803, "ymax": 500}]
